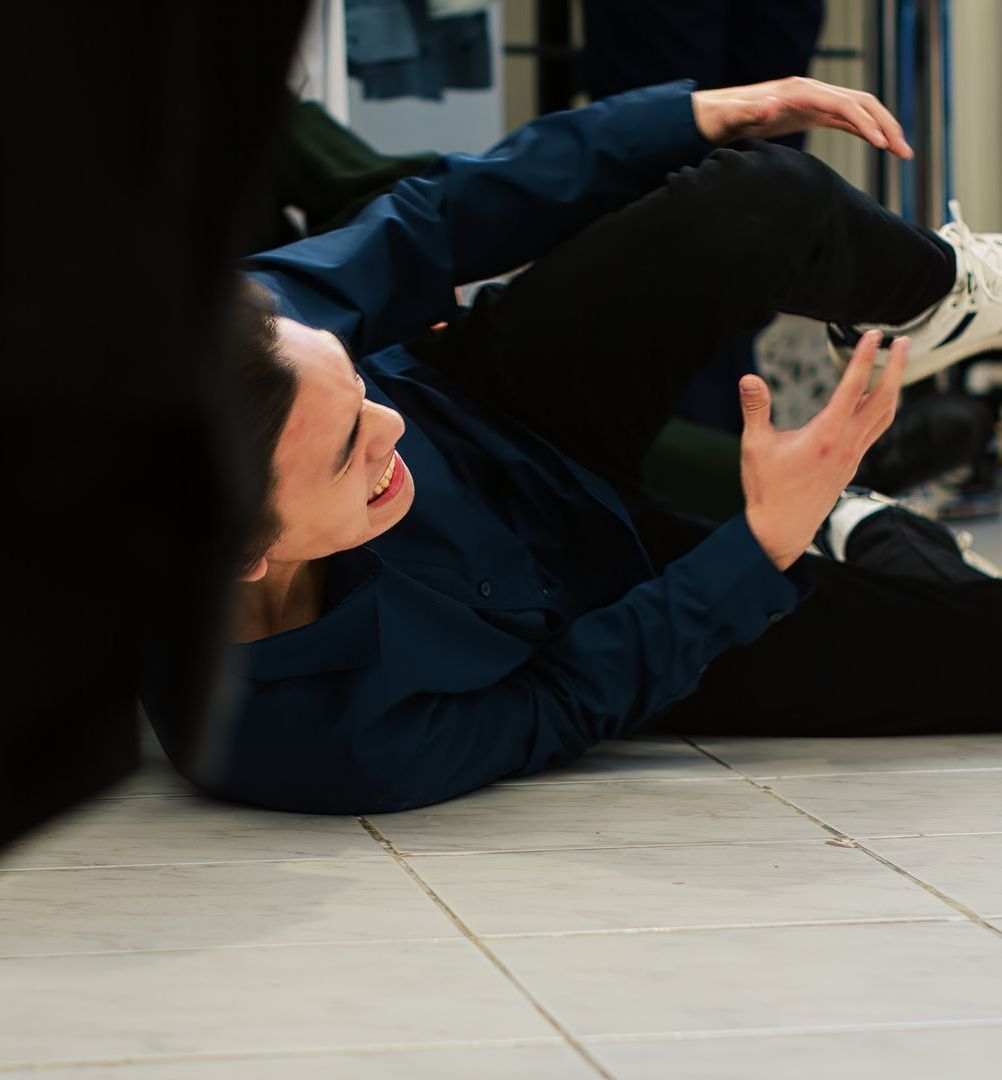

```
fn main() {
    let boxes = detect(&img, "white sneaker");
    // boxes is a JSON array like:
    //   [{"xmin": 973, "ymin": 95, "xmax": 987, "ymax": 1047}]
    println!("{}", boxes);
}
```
[
  {"xmin": 814, "ymin": 486, "xmax": 1002, "ymax": 580},
  {"xmin": 827, "ymin": 200, "xmax": 1002, "ymax": 386},
  {"xmin": 955, "ymin": 531, "xmax": 1002, "ymax": 579}
]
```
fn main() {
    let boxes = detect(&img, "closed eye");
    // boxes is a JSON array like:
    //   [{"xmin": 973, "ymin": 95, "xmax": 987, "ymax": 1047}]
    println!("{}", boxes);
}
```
[{"xmin": 331, "ymin": 374, "xmax": 367, "ymax": 481}]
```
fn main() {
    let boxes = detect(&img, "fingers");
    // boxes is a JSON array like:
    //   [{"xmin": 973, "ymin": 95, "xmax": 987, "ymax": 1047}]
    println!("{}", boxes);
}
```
[
  {"xmin": 826, "ymin": 329, "xmax": 883, "ymax": 420},
  {"xmin": 851, "ymin": 89, "xmax": 913, "ymax": 159},
  {"xmin": 787, "ymin": 78, "xmax": 913, "ymax": 159},
  {"xmin": 738, "ymin": 374, "xmax": 773, "ymax": 436},
  {"xmin": 857, "ymin": 336, "xmax": 909, "ymax": 446}
]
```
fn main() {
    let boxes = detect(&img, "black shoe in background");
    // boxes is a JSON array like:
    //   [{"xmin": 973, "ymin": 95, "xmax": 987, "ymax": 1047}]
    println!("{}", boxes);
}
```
[{"xmin": 854, "ymin": 391, "xmax": 995, "ymax": 495}]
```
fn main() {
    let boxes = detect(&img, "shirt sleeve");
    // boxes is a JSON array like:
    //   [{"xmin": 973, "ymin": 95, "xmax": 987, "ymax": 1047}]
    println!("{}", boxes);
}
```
[
  {"xmin": 212, "ymin": 516, "xmax": 813, "ymax": 815},
  {"xmin": 243, "ymin": 80, "xmax": 711, "ymax": 355}
]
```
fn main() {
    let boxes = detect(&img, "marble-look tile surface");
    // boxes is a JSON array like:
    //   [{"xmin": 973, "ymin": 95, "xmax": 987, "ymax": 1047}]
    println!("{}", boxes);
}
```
[
  {"xmin": 99, "ymin": 757, "xmax": 196, "ymax": 799},
  {"xmin": 966, "ymin": 515, "xmax": 1002, "ymax": 565},
  {"xmin": 490, "ymin": 922, "xmax": 1002, "ymax": 1036},
  {"xmin": 0, "ymin": 796, "xmax": 378, "ymax": 870},
  {"xmin": 760, "ymin": 772, "xmax": 1002, "ymax": 838},
  {"xmin": 864, "ymin": 833, "xmax": 1002, "ymax": 915},
  {"xmin": 410, "ymin": 840, "xmax": 951, "ymax": 936},
  {"xmin": 589, "ymin": 1023, "xmax": 1002, "ymax": 1080},
  {"xmin": 0, "ymin": 940, "xmax": 553, "ymax": 1066},
  {"xmin": 500, "ymin": 736, "xmax": 731, "ymax": 784},
  {"xmin": 370, "ymin": 779, "xmax": 823, "ymax": 854},
  {"xmin": 690, "ymin": 734, "xmax": 1002, "ymax": 777},
  {"xmin": 0, "ymin": 1043, "xmax": 593, "ymax": 1079},
  {"xmin": 0, "ymin": 857, "xmax": 458, "ymax": 956}
]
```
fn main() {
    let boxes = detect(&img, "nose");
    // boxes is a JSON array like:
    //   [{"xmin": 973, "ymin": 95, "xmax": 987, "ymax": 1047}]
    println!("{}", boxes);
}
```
[{"xmin": 365, "ymin": 400, "xmax": 405, "ymax": 461}]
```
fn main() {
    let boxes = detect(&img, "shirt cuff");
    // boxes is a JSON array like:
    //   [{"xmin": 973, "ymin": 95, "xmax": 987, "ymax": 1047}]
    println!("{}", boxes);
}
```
[{"xmin": 677, "ymin": 514, "xmax": 815, "ymax": 650}]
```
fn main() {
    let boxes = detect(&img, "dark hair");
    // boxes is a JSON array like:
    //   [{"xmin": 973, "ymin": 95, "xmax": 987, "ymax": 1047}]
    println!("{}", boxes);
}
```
[{"xmin": 231, "ymin": 280, "xmax": 298, "ymax": 577}]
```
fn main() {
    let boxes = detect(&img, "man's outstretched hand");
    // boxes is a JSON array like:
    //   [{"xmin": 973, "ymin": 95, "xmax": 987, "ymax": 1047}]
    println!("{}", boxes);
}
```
[
  {"xmin": 741, "ymin": 331, "xmax": 908, "ymax": 572},
  {"xmin": 692, "ymin": 76, "xmax": 914, "ymax": 159}
]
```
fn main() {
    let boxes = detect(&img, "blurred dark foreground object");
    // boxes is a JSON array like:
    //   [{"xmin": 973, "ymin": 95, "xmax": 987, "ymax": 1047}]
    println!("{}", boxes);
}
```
[{"xmin": 0, "ymin": 2, "xmax": 308, "ymax": 848}]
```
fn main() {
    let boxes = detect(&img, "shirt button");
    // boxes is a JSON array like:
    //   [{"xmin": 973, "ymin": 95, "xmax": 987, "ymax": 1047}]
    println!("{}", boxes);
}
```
[
  {"xmin": 478, "ymin": 580, "xmax": 492, "ymax": 598},
  {"xmin": 541, "ymin": 586, "xmax": 552, "ymax": 599},
  {"xmin": 768, "ymin": 611, "xmax": 785, "ymax": 625}
]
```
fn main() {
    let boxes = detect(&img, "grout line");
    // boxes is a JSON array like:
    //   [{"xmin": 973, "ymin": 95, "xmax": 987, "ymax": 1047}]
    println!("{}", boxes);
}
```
[
  {"xmin": 856, "ymin": 830, "xmax": 1002, "ymax": 840},
  {"xmin": 496, "ymin": 775, "xmax": 740, "ymax": 787},
  {"xmin": 356, "ymin": 816, "xmax": 613, "ymax": 1080},
  {"xmin": 90, "ymin": 791, "xmax": 197, "ymax": 801},
  {"xmin": 585, "ymin": 1016, "xmax": 1002, "ymax": 1045},
  {"xmin": 741, "ymin": 766, "xmax": 1002, "ymax": 780},
  {"xmin": 0, "ymin": 836, "xmax": 903, "ymax": 873},
  {"xmin": 0, "ymin": 853, "xmax": 387, "ymax": 874},
  {"xmin": 849, "ymin": 840, "xmax": 1002, "ymax": 941},
  {"xmin": 682, "ymin": 738, "xmax": 1002, "ymax": 942},
  {"xmin": 478, "ymin": 915, "xmax": 967, "ymax": 940},
  {"xmin": 501, "ymin": 765, "xmax": 1002, "ymax": 786},
  {"xmin": 394, "ymin": 838, "xmax": 835, "ymax": 858},
  {"xmin": 1, "ymin": 914, "xmax": 973, "ymax": 964},
  {"xmin": 0, "ymin": 936, "xmax": 464, "ymax": 963},
  {"xmin": 0, "ymin": 1037, "xmax": 568, "ymax": 1074},
  {"xmin": 7, "ymin": 829, "xmax": 1001, "ymax": 873}
]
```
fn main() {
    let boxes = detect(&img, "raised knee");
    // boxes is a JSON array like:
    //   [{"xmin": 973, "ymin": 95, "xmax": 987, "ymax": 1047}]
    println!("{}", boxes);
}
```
[{"xmin": 699, "ymin": 139, "xmax": 835, "ymax": 223}]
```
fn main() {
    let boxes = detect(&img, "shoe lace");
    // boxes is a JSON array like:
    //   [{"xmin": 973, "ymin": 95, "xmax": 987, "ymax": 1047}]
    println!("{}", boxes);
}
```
[{"xmin": 940, "ymin": 199, "xmax": 1002, "ymax": 305}]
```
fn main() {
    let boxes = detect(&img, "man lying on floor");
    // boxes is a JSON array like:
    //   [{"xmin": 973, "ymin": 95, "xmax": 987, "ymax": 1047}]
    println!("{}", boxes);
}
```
[{"xmin": 143, "ymin": 77, "xmax": 1002, "ymax": 813}]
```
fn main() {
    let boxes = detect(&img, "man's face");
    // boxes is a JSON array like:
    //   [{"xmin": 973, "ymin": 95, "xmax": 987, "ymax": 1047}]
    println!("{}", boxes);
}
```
[{"xmin": 263, "ymin": 318, "xmax": 415, "ymax": 566}]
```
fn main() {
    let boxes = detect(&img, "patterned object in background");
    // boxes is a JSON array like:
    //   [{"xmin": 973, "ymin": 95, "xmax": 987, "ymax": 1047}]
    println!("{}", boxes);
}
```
[{"xmin": 755, "ymin": 314, "xmax": 839, "ymax": 430}]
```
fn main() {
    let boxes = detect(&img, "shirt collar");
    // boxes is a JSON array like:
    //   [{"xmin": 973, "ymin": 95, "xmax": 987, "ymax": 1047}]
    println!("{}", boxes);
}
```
[{"xmin": 236, "ymin": 547, "xmax": 382, "ymax": 680}]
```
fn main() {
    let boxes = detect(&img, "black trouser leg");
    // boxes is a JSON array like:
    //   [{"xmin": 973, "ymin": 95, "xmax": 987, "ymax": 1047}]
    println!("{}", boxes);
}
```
[
  {"xmin": 415, "ymin": 138, "xmax": 997, "ymax": 734},
  {"xmin": 669, "ymin": 558, "xmax": 1002, "ymax": 734},
  {"xmin": 621, "ymin": 494, "xmax": 1002, "ymax": 734},
  {"xmin": 419, "ymin": 139, "xmax": 955, "ymax": 487}
]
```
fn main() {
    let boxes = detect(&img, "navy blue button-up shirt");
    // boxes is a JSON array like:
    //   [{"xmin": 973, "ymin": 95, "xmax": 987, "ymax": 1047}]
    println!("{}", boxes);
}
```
[{"xmin": 145, "ymin": 81, "xmax": 810, "ymax": 814}]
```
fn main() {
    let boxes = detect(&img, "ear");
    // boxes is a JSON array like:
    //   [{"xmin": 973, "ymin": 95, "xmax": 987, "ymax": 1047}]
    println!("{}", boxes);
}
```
[{"xmin": 239, "ymin": 557, "xmax": 268, "ymax": 583}]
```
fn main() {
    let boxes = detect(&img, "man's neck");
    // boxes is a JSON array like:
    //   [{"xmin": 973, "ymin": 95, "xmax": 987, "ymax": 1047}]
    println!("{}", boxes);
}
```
[{"xmin": 232, "ymin": 559, "xmax": 325, "ymax": 643}]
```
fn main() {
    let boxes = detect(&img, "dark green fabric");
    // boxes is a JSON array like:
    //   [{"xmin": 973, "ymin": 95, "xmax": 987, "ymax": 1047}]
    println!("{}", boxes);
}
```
[
  {"xmin": 248, "ymin": 96, "xmax": 440, "ymax": 253},
  {"xmin": 641, "ymin": 418, "xmax": 742, "ymax": 522}
]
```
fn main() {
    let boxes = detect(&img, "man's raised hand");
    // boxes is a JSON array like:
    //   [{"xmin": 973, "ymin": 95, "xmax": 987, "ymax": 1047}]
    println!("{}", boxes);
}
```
[
  {"xmin": 740, "ymin": 331, "xmax": 909, "ymax": 572},
  {"xmin": 692, "ymin": 76, "xmax": 914, "ymax": 159}
]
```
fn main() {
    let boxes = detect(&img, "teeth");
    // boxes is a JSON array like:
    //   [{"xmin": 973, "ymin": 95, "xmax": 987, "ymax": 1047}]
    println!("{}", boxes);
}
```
[{"xmin": 369, "ymin": 454, "xmax": 396, "ymax": 501}]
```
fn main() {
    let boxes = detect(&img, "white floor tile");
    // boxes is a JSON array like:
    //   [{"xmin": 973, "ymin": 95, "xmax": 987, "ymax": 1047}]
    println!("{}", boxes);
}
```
[
  {"xmin": 101, "ymin": 758, "xmax": 195, "ymax": 799},
  {"xmin": 760, "ymin": 772, "xmax": 1002, "ymax": 838},
  {"xmin": 0, "ymin": 1043, "xmax": 592, "ymax": 1080},
  {"xmin": 0, "ymin": 940, "xmax": 553, "ymax": 1066},
  {"xmin": 0, "ymin": 857, "xmax": 458, "ymax": 956},
  {"xmin": 501, "ymin": 736, "xmax": 730, "ymax": 784},
  {"xmin": 690, "ymin": 734, "xmax": 1002, "ymax": 777},
  {"xmin": 489, "ymin": 922, "xmax": 1002, "ymax": 1037},
  {"xmin": 967, "ymin": 516, "xmax": 1002, "ymax": 565},
  {"xmin": 0, "ymin": 796, "xmax": 377, "ymax": 870},
  {"xmin": 589, "ymin": 1023, "xmax": 1002, "ymax": 1080},
  {"xmin": 863, "ymin": 834, "xmax": 1002, "ymax": 915},
  {"xmin": 369, "ymin": 779, "xmax": 823, "ymax": 855},
  {"xmin": 409, "ymin": 840, "xmax": 951, "ymax": 936}
]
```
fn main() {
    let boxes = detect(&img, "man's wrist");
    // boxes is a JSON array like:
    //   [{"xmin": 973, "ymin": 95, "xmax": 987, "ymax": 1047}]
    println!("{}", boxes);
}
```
[
  {"xmin": 744, "ymin": 509, "xmax": 804, "ymax": 573},
  {"xmin": 691, "ymin": 91, "xmax": 728, "ymax": 145}
]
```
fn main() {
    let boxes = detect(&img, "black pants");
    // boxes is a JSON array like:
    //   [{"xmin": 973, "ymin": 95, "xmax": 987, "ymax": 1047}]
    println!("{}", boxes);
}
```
[{"xmin": 419, "ymin": 140, "xmax": 1001, "ymax": 734}]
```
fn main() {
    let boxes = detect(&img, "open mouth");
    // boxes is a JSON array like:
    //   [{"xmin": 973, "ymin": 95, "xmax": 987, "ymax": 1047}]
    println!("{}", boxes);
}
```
[{"xmin": 367, "ymin": 450, "xmax": 404, "ymax": 506}]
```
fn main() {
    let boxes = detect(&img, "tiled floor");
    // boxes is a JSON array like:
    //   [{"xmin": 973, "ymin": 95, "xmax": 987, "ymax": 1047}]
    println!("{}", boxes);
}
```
[
  {"xmin": 1, "ymin": 517, "xmax": 999, "ymax": 1079},
  {"xmin": 2, "ymin": 728, "xmax": 1001, "ymax": 1079}
]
